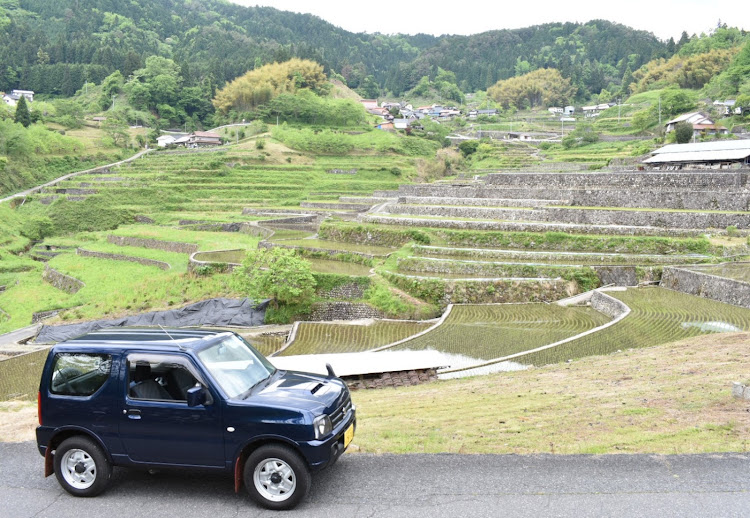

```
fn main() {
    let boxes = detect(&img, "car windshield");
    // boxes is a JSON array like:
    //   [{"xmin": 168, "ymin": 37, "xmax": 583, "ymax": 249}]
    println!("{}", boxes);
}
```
[{"xmin": 197, "ymin": 334, "xmax": 276, "ymax": 399}]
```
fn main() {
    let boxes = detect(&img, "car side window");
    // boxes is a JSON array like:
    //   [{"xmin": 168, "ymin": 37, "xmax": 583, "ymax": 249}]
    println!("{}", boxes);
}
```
[
  {"xmin": 127, "ymin": 354, "xmax": 204, "ymax": 402},
  {"xmin": 50, "ymin": 353, "xmax": 112, "ymax": 396}
]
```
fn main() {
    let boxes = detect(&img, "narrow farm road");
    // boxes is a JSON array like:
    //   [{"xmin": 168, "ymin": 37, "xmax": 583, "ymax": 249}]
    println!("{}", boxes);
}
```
[{"xmin": 2, "ymin": 441, "xmax": 748, "ymax": 517}]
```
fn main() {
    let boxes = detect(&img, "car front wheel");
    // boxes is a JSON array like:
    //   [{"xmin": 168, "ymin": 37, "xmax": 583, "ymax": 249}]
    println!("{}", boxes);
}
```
[
  {"xmin": 244, "ymin": 444, "xmax": 311, "ymax": 510},
  {"xmin": 54, "ymin": 436, "xmax": 112, "ymax": 497}
]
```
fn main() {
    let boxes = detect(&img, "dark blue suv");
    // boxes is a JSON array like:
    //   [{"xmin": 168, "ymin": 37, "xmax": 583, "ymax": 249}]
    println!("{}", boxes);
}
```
[{"xmin": 36, "ymin": 328, "xmax": 356, "ymax": 510}]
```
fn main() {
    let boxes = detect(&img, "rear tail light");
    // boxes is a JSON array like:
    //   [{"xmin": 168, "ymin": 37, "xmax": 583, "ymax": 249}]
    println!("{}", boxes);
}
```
[{"xmin": 37, "ymin": 391, "xmax": 42, "ymax": 426}]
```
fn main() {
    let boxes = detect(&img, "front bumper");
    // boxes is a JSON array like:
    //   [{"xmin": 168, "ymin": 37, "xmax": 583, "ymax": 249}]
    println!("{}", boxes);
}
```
[{"xmin": 301, "ymin": 409, "xmax": 356, "ymax": 471}]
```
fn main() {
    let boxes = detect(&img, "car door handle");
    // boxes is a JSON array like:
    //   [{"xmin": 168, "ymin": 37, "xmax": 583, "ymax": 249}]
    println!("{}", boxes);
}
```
[{"xmin": 125, "ymin": 409, "xmax": 142, "ymax": 420}]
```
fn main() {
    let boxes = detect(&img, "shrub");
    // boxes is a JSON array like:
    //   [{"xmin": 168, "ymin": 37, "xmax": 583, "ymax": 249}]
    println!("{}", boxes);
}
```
[
  {"xmin": 674, "ymin": 122, "xmax": 693, "ymax": 143},
  {"xmin": 255, "ymin": 138, "xmax": 266, "ymax": 150}
]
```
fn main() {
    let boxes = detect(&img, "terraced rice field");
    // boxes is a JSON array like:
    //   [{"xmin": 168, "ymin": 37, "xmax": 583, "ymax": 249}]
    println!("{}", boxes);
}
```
[
  {"xmin": 279, "ymin": 320, "xmax": 434, "ymax": 356},
  {"xmin": 270, "ymin": 239, "xmax": 397, "ymax": 256},
  {"xmin": 194, "ymin": 249, "xmax": 372, "ymax": 275},
  {"xmin": 389, "ymin": 304, "xmax": 611, "ymax": 360},
  {"xmin": 685, "ymin": 263, "xmax": 750, "ymax": 283},
  {"xmin": 47, "ymin": 150, "xmax": 406, "ymax": 219},
  {"xmin": 518, "ymin": 287, "xmax": 750, "ymax": 366},
  {"xmin": 412, "ymin": 246, "xmax": 711, "ymax": 266}
]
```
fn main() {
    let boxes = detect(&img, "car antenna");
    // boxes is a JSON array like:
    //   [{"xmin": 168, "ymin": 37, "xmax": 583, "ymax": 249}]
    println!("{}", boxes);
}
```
[{"xmin": 158, "ymin": 324, "xmax": 185, "ymax": 350}]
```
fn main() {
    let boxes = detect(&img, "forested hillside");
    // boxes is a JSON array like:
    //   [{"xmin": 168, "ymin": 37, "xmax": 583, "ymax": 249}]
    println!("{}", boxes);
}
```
[{"xmin": 0, "ymin": 0, "xmax": 669, "ymax": 100}]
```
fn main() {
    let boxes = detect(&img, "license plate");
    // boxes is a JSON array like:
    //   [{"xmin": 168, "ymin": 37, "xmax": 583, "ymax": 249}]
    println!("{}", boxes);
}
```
[{"xmin": 344, "ymin": 423, "xmax": 354, "ymax": 448}]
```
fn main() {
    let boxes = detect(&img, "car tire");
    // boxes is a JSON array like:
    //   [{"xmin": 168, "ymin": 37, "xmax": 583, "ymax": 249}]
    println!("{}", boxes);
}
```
[
  {"xmin": 54, "ymin": 436, "xmax": 112, "ymax": 497},
  {"xmin": 244, "ymin": 444, "xmax": 311, "ymax": 510}
]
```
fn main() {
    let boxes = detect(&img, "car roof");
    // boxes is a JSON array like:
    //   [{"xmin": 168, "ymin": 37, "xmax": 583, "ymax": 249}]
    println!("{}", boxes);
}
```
[{"xmin": 56, "ymin": 327, "xmax": 233, "ymax": 351}]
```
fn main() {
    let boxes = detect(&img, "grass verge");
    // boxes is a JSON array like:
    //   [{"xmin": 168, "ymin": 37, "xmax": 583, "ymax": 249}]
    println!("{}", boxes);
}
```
[{"xmin": 351, "ymin": 332, "xmax": 750, "ymax": 454}]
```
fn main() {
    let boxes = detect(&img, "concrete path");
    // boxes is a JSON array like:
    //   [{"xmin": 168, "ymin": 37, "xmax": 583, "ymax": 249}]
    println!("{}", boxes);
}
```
[{"xmin": 0, "ymin": 149, "xmax": 153, "ymax": 205}]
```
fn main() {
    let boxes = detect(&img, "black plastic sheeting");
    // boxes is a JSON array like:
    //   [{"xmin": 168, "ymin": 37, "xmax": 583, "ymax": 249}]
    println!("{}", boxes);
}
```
[{"xmin": 34, "ymin": 298, "xmax": 270, "ymax": 344}]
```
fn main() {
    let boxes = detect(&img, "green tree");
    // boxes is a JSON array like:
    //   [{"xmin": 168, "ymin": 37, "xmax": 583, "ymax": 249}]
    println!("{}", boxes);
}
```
[
  {"xmin": 233, "ymin": 248, "xmax": 316, "ymax": 308},
  {"xmin": 458, "ymin": 140, "xmax": 480, "ymax": 157},
  {"xmin": 101, "ymin": 113, "xmax": 129, "ymax": 147},
  {"xmin": 674, "ymin": 121, "xmax": 693, "ymax": 143},
  {"xmin": 14, "ymin": 96, "xmax": 31, "ymax": 127}
]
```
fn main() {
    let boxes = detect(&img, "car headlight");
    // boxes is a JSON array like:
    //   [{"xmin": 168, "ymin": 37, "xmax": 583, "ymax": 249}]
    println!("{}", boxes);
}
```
[{"xmin": 313, "ymin": 415, "xmax": 332, "ymax": 440}]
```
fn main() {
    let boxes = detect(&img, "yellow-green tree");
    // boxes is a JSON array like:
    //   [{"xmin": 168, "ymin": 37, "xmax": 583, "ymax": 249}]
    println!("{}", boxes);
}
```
[
  {"xmin": 631, "ymin": 48, "xmax": 738, "ymax": 92},
  {"xmin": 212, "ymin": 59, "xmax": 330, "ymax": 113},
  {"xmin": 487, "ymin": 68, "xmax": 576, "ymax": 110}
]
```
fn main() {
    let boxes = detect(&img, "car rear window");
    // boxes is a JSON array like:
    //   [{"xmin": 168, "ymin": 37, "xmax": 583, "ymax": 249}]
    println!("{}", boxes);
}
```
[{"xmin": 50, "ymin": 353, "xmax": 112, "ymax": 396}]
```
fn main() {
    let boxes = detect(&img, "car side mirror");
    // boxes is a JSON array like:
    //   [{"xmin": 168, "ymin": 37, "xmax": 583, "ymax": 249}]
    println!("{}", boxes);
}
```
[{"xmin": 187, "ymin": 385, "xmax": 207, "ymax": 407}]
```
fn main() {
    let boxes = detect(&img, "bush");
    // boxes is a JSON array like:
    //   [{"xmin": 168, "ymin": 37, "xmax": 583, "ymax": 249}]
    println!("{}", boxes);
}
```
[
  {"xmin": 255, "ymin": 138, "xmax": 266, "ymax": 150},
  {"xmin": 20, "ymin": 215, "xmax": 54, "ymax": 241},
  {"xmin": 674, "ymin": 122, "xmax": 693, "ymax": 144}
]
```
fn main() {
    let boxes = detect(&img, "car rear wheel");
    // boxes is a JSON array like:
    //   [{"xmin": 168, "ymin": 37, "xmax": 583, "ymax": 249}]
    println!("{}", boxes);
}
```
[
  {"xmin": 244, "ymin": 444, "xmax": 311, "ymax": 510},
  {"xmin": 54, "ymin": 436, "xmax": 111, "ymax": 497}
]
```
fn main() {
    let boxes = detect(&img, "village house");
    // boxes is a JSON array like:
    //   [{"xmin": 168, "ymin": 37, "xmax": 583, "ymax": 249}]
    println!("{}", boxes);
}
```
[
  {"xmin": 665, "ymin": 112, "xmax": 728, "ymax": 137},
  {"xmin": 581, "ymin": 103, "xmax": 613, "ymax": 118},
  {"xmin": 187, "ymin": 131, "xmax": 222, "ymax": 147},
  {"xmin": 713, "ymin": 99, "xmax": 743, "ymax": 116},
  {"xmin": 2, "ymin": 89, "xmax": 34, "ymax": 107}
]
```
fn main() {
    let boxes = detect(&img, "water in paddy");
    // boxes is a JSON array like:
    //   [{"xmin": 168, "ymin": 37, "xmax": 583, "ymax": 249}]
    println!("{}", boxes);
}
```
[{"xmin": 686, "ymin": 263, "xmax": 750, "ymax": 283}]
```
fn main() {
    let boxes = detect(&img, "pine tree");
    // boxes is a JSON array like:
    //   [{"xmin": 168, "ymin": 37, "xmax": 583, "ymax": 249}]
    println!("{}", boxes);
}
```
[{"xmin": 14, "ymin": 96, "xmax": 31, "ymax": 127}]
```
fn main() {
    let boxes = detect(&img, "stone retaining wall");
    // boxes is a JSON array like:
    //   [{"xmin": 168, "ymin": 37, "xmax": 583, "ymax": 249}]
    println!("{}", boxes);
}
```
[
  {"xmin": 31, "ymin": 309, "xmax": 62, "ymax": 323},
  {"xmin": 77, "ymin": 248, "xmax": 170, "ymax": 270},
  {"xmin": 484, "ymin": 171, "xmax": 750, "ymax": 190},
  {"xmin": 384, "ymin": 204, "xmax": 750, "ymax": 230},
  {"xmin": 42, "ymin": 265, "xmax": 84, "ymax": 294},
  {"xmin": 307, "ymin": 302, "xmax": 384, "ymax": 321},
  {"xmin": 398, "ymin": 196, "xmax": 563, "ymax": 208},
  {"xmin": 107, "ymin": 235, "xmax": 198, "ymax": 254},
  {"xmin": 300, "ymin": 202, "xmax": 372, "ymax": 211},
  {"xmin": 317, "ymin": 281, "xmax": 368, "ymax": 300},
  {"xmin": 258, "ymin": 241, "xmax": 376, "ymax": 260},
  {"xmin": 395, "ymin": 189, "xmax": 750, "ymax": 211},
  {"xmin": 591, "ymin": 290, "xmax": 631, "ymax": 319},
  {"xmin": 362, "ymin": 215, "xmax": 703, "ymax": 237},
  {"xmin": 345, "ymin": 368, "xmax": 437, "ymax": 390},
  {"xmin": 660, "ymin": 266, "xmax": 750, "ymax": 309}
]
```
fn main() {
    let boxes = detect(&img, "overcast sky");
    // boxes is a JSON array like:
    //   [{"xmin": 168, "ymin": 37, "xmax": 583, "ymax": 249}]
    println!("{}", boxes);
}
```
[{"xmin": 229, "ymin": 0, "xmax": 749, "ymax": 42}]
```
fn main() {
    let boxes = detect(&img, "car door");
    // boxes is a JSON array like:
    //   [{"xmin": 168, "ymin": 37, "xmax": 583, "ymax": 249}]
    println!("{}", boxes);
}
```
[{"xmin": 118, "ymin": 352, "xmax": 225, "ymax": 468}]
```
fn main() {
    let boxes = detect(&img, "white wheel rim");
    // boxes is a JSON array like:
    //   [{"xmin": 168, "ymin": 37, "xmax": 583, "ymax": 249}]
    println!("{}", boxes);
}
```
[
  {"xmin": 60, "ymin": 448, "xmax": 97, "ymax": 490},
  {"xmin": 253, "ymin": 457, "xmax": 296, "ymax": 502}
]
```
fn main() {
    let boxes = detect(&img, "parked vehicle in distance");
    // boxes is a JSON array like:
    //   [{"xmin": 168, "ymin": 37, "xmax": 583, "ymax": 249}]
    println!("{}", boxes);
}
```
[{"xmin": 36, "ymin": 327, "xmax": 356, "ymax": 510}]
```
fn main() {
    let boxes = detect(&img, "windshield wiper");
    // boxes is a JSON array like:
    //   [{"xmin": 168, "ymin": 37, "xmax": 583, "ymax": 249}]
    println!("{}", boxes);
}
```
[{"xmin": 240, "ymin": 373, "xmax": 272, "ymax": 399}]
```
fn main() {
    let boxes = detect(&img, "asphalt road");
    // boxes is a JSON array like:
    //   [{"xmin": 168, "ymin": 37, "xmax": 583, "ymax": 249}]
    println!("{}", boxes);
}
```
[{"xmin": 2, "ymin": 441, "xmax": 748, "ymax": 517}]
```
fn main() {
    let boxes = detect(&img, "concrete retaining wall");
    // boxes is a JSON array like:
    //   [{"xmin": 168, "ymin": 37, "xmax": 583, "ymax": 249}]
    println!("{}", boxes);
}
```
[
  {"xmin": 107, "ymin": 235, "xmax": 198, "ymax": 254},
  {"xmin": 42, "ymin": 265, "xmax": 84, "ymax": 294},
  {"xmin": 77, "ymin": 248, "xmax": 170, "ymax": 270},
  {"xmin": 660, "ymin": 266, "xmax": 750, "ymax": 309}
]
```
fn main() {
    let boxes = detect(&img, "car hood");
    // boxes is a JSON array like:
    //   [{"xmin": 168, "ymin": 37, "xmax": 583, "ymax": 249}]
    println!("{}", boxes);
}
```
[{"xmin": 250, "ymin": 370, "xmax": 347, "ymax": 414}]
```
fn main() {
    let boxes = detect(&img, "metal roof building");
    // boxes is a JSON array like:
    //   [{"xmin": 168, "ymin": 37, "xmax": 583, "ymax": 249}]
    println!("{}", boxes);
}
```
[{"xmin": 644, "ymin": 140, "xmax": 750, "ymax": 169}]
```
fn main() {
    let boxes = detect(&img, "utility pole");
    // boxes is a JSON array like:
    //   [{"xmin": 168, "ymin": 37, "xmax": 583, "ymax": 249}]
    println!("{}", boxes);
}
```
[
  {"xmin": 112, "ymin": 94, "xmax": 116, "ymax": 110},
  {"xmin": 617, "ymin": 98, "xmax": 621, "ymax": 125},
  {"xmin": 658, "ymin": 96, "xmax": 662, "ymax": 126}
]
